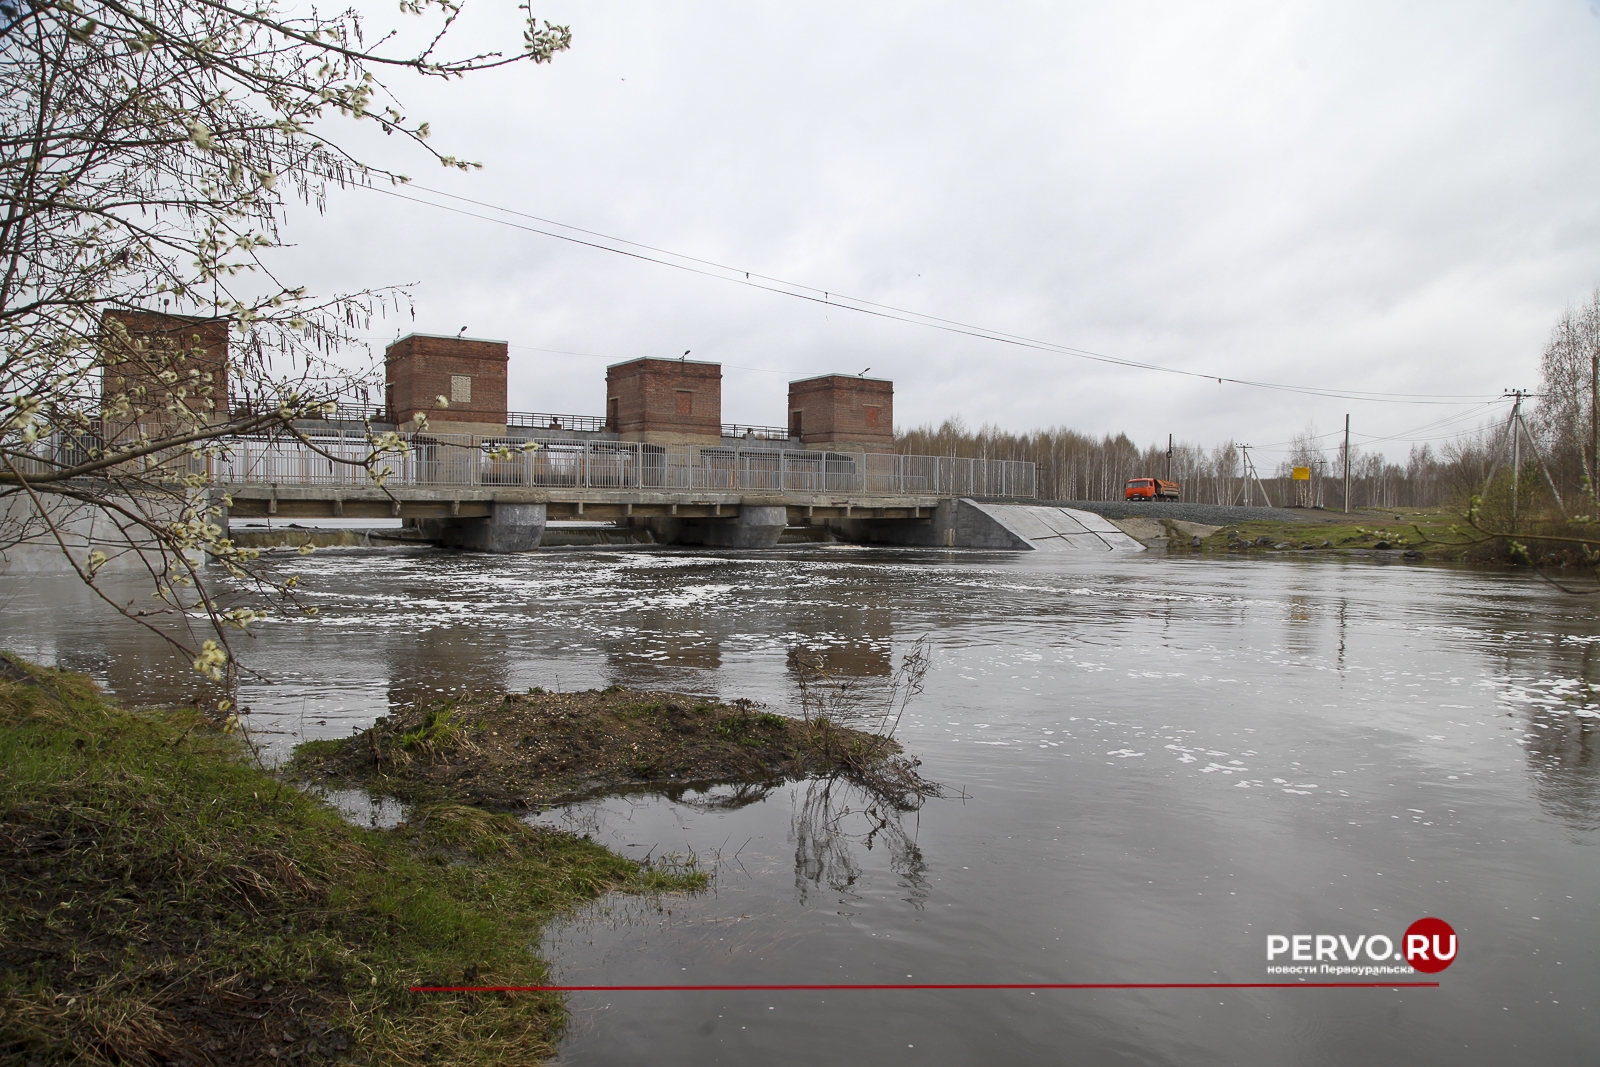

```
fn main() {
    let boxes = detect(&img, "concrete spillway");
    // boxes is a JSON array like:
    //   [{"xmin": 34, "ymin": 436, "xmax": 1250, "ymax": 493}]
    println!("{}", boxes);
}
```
[
  {"xmin": 960, "ymin": 501, "xmax": 1145, "ymax": 553},
  {"xmin": 827, "ymin": 498, "xmax": 1146, "ymax": 552}
]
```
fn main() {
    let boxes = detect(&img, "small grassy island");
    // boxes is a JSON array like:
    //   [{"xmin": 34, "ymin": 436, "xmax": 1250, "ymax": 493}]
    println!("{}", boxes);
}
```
[{"xmin": 289, "ymin": 686, "xmax": 929, "ymax": 812}]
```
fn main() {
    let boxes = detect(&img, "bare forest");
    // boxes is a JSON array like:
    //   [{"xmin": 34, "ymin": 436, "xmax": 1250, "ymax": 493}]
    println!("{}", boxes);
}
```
[{"xmin": 897, "ymin": 292, "xmax": 1600, "ymax": 519}]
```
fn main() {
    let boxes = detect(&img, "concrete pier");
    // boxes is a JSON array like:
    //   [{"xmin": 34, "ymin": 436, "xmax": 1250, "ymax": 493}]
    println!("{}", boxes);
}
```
[
  {"xmin": 649, "ymin": 503, "xmax": 788, "ymax": 549},
  {"xmin": 420, "ymin": 502, "xmax": 547, "ymax": 553},
  {"xmin": 705, "ymin": 505, "xmax": 788, "ymax": 549}
]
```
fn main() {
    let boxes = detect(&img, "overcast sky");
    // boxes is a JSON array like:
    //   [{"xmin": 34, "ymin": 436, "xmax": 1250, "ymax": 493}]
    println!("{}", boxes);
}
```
[{"xmin": 270, "ymin": 1, "xmax": 1600, "ymax": 462}]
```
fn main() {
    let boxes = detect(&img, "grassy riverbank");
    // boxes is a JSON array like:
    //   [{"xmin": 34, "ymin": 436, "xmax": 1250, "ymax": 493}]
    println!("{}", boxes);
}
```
[
  {"xmin": 0, "ymin": 656, "xmax": 703, "ymax": 1066},
  {"xmin": 1180, "ymin": 505, "xmax": 1600, "ymax": 566},
  {"xmin": 1170, "ymin": 507, "xmax": 1476, "ymax": 560}
]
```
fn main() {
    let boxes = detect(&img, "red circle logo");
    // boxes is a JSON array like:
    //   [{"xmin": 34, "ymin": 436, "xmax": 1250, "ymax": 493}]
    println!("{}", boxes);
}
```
[{"xmin": 1403, "ymin": 917, "xmax": 1458, "ymax": 974}]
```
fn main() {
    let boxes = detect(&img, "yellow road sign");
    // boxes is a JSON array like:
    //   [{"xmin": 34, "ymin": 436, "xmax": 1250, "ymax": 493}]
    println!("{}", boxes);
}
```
[{"xmin": 1291, "ymin": 466, "xmax": 1311, "ymax": 481}]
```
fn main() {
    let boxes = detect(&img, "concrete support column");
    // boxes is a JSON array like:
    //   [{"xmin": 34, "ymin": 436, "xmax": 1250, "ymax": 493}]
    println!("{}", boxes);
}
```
[
  {"xmin": 644, "ymin": 516, "xmax": 693, "ymax": 545},
  {"xmin": 209, "ymin": 489, "xmax": 231, "ymax": 541},
  {"xmin": 441, "ymin": 501, "xmax": 546, "ymax": 553},
  {"xmin": 704, "ymin": 505, "xmax": 787, "ymax": 549},
  {"xmin": 832, "ymin": 498, "xmax": 953, "ymax": 546},
  {"xmin": 648, "ymin": 504, "xmax": 788, "ymax": 548}
]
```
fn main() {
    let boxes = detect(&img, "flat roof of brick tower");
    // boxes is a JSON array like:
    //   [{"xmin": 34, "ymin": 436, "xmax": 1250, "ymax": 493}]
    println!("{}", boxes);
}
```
[
  {"xmin": 103, "ymin": 308, "xmax": 229, "ymax": 328},
  {"xmin": 788, "ymin": 373, "xmax": 893, "ymax": 386},
  {"xmin": 387, "ymin": 332, "xmax": 509, "ymax": 349},
  {"xmin": 607, "ymin": 357, "xmax": 722, "ymax": 371}
]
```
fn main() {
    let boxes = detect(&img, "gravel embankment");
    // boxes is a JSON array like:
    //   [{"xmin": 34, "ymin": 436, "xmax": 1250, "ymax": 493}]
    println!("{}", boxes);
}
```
[{"xmin": 1029, "ymin": 500, "xmax": 1332, "ymax": 526}]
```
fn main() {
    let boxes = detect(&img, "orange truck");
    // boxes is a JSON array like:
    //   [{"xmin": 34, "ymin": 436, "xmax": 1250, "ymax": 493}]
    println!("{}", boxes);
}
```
[{"xmin": 1124, "ymin": 477, "xmax": 1179, "ymax": 501}]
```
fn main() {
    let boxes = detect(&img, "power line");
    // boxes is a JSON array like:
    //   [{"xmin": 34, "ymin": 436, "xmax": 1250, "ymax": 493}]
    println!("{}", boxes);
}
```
[
  {"xmin": 357, "ymin": 181, "xmax": 1503, "ymax": 407},
  {"xmin": 1224, "ymin": 401, "xmax": 1507, "ymax": 453},
  {"xmin": 359, "ymin": 334, "xmax": 797, "ymax": 376},
  {"xmin": 1240, "ymin": 402, "xmax": 1510, "ymax": 455}
]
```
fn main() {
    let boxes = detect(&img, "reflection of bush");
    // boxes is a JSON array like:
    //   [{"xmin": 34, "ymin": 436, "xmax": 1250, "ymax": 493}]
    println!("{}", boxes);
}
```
[{"xmin": 792, "ymin": 777, "xmax": 930, "ymax": 906}]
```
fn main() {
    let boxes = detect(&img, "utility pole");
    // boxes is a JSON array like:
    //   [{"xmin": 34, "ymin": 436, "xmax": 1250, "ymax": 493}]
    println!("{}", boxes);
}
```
[
  {"xmin": 1508, "ymin": 389, "xmax": 1525, "ymax": 533},
  {"xmin": 1240, "ymin": 444, "xmax": 1252, "ymax": 506},
  {"xmin": 1591, "ymin": 346, "xmax": 1598, "ymax": 503},
  {"xmin": 1343, "ymin": 414, "xmax": 1350, "ymax": 514}
]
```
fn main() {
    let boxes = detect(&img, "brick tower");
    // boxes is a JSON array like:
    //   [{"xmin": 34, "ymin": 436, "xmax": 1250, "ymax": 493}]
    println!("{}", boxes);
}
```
[
  {"xmin": 787, "ymin": 374, "xmax": 893, "ymax": 453},
  {"xmin": 384, "ymin": 334, "xmax": 509, "ymax": 437},
  {"xmin": 604, "ymin": 358, "xmax": 722, "ymax": 447},
  {"xmin": 99, "ymin": 309, "xmax": 231, "ymax": 442}
]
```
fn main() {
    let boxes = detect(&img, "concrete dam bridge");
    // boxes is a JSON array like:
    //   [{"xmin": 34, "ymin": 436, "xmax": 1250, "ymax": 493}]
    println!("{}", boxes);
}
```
[
  {"xmin": 62, "ymin": 319, "xmax": 1142, "ymax": 557},
  {"xmin": 213, "ymin": 431, "xmax": 1071, "ymax": 551}
]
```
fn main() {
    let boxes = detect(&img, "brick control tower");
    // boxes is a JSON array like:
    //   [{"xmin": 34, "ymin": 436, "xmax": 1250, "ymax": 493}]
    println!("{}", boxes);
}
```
[
  {"xmin": 605, "ymin": 358, "xmax": 722, "ymax": 447},
  {"xmin": 385, "ymin": 334, "xmax": 508, "ymax": 437},
  {"xmin": 787, "ymin": 374, "xmax": 894, "ymax": 453},
  {"xmin": 99, "ymin": 310, "xmax": 231, "ymax": 441}
]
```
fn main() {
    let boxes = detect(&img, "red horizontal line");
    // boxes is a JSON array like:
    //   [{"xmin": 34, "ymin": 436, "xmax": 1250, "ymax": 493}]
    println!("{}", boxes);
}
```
[{"xmin": 410, "ymin": 982, "xmax": 1441, "ymax": 992}]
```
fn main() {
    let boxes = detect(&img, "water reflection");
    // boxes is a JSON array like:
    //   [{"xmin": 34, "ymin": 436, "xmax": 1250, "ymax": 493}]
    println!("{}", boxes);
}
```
[
  {"xmin": 1284, "ymin": 592, "xmax": 1316, "ymax": 656},
  {"xmin": 606, "ymin": 629, "xmax": 724, "ymax": 677},
  {"xmin": 784, "ymin": 638, "xmax": 891, "ymax": 679},
  {"xmin": 791, "ymin": 777, "xmax": 929, "ymax": 907},
  {"xmin": 7, "ymin": 551, "xmax": 1600, "ymax": 1065},
  {"xmin": 789, "ymin": 606, "xmax": 894, "ymax": 677},
  {"xmin": 1513, "ymin": 639, "xmax": 1600, "ymax": 831},
  {"xmin": 1524, "ymin": 707, "xmax": 1600, "ymax": 831},
  {"xmin": 672, "ymin": 781, "xmax": 777, "ymax": 812},
  {"xmin": 380, "ymin": 623, "xmax": 512, "ymax": 709}
]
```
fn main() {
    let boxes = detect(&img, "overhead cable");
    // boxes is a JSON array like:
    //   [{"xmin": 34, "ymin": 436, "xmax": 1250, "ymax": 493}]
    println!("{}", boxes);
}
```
[{"xmin": 357, "ymin": 182, "xmax": 1502, "ymax": 408}]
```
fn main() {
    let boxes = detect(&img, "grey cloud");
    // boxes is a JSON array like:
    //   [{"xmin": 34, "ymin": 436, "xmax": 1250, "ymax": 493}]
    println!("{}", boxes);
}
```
[{"xmin": 269, "ymin": 1, "xmax": 1600, "ymax": 459}]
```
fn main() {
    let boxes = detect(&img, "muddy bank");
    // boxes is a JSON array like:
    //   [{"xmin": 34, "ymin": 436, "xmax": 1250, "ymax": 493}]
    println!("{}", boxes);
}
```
[{"xmin": 289, "ymin": 688, "xmax": 935, "ymax": 812}]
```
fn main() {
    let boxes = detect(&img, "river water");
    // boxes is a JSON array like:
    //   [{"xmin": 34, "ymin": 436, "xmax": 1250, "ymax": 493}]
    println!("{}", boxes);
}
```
[{"xmin": 2, "ymin": 546, "xmax": 1597, "ymax": 1065}]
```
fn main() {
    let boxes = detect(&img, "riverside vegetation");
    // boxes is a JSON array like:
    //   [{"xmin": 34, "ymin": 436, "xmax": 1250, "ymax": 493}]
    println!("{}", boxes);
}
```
[
  {"xmin": 0, "ymin": 655, "xmax": 704, "ymax": 1066},
  {"xmin": 1142, "ymin": 499, "xmax": 1600, "ymax": 573}
]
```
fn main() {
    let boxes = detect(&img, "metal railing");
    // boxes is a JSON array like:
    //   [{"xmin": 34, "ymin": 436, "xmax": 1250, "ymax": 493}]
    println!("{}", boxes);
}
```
[
  {"xmin": 9, "ymin": 430, "xmax": 208, "ymax": 480},
  {"xmin": 207, "ymin": 432, "xmax": 1036, "ymax": 498},
  {"xmin": 505, "ymin": 411, "xmax": 608, "ymax": 432},
  {"xmin": 234, "ymin": 402, "xmax": 389, "ymax": 422},
  {"xmin": 721, "ymin": 423, "xmax": 793, "ymax": 442}
]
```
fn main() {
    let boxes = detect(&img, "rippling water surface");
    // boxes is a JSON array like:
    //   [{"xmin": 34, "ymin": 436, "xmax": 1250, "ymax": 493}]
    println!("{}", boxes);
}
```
[{"xmin": 3, "ymin": 546, "xmax": 1598, "ymax": 1065}]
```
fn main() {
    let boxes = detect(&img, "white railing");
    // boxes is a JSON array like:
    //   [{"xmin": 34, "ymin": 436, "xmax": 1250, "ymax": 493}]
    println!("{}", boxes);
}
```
[{"xmin": 208, "ymin": 432, "xmax": 1036, "ymax": 498}]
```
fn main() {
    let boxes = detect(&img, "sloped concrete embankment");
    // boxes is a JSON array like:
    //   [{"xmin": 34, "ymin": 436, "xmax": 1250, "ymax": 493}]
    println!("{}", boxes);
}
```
[{"xmin": 838, "ymin": 498, "xmax": 1144, "ymax": 552}]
